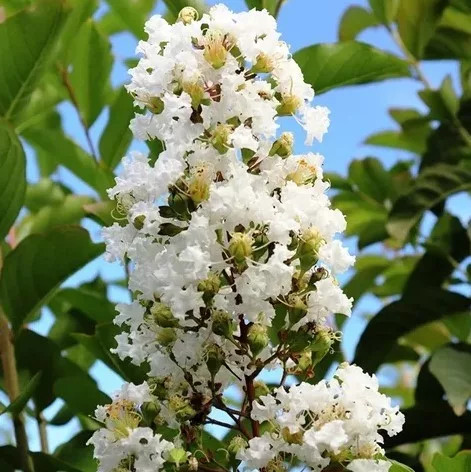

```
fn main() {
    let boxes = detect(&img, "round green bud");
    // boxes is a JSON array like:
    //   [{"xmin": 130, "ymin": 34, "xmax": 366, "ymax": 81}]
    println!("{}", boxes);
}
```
[
  {"xmin": 229, "ymin": 232, "xmax": 253, "ymax": 265},
  {"xmin": 198, "ymin": 272, "xmax": 221, "ymax": 295},
  {"xmin": 150, "ymin": 302, "xmax": 178, "ymax": 328},
  {"xmin": 148, "ymin": 96, "xmax": 165, "ymax": 114},
  {"xmin": 178, "ymin": 6, "xmax": 199, "ymax": 24},
  {"xmin": 211, "ymin": 310, "xmax": 235, "ymax": 339},
  {"xmin": 205, "ymin": 343, "xmax": 225, "ymax": 376},
  {"xmin": 247, "ymin": 324, "xmax": 269, "ymax": 357},
  {"xmin": 156, "ymin": 327, "xmax": 177, "ymax": 347},
  {"xmin": 310, "ymin": 329, "xmax": 334, "ymax": 366},
  {"xmin": 228, "ymin": 435, "xmax": 248, "ymax": 455},
  {"xmin": 210, "ymin": 123, "xmax": 232, "ymax": 154},
  {"xmin": 141, "ymin": 401, "xmax": 161, "ymax": 426},
  {"xmin": 133, "ymin": 215, "xmax": 145, "ymax": 230},
  {"xmin": 269, "ymin": 132, "xmax": 294, "ymax": 158},
  {"xmin": 169, "ymin": 395, "xmax": 196, "ymax": 421}
]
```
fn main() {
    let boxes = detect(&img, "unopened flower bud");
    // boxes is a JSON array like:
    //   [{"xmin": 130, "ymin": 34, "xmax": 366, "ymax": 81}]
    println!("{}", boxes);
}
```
[
  {"xmin": 247, "ymin": 324, "xmax": 269, "ymax": 356},
  {"xmin": 298, "ymin": 227, "xmax": 324, "ymax": 272},
  {"xmin": 277, "ymin": 93, "xmax": 302, "ymax": 116},
  {"xmin": 210, "ymin": 123, "xmax": 232, "ymax": 153},
  {"xmin": 198, "ymin": 272, "xmax": 221, "ymax": 295},
  {"xmin": 156, "ymin": 327, "xmax": 177, "ymax": 346},
  {"xmin": 297, "ymin": 349, "xmax": 312, "ymax": 371},
  {"xmin": 310, "ymin": 328, "xmax": 334, "ymax": 366},
  {"xmin": 167, "ymin": 447, "xmax": 188, "ymax": 466},
  {"xmin": 229, "ymin": 232, "xmax": 253, "ymax": 265},
  {"xmin": 141, "ymin": 401, "xmax": 161, "ymax": 426},
  {"xmin": 211, "ymin": 310, "xmax": 235, "ymax": 338},
  {"xmin": 150, "ymin": 302, "xmax": 178, "ymax": 328},
  {"xmin": 287, "ymin": 293, "xmax": 308, "ymax": 325},
  {"xmin": 147, "ymin": 96, "xmax": 164, "ymax": 114},
  {"xmin": 269, "ymin": 132, "xmax": 293, "ymax": 158},
  {"xmin": 205, "ymin": 343, "xmax": 225, "ymax": 376},
  {"xmin": 254, "ymin": 381, "xmax": 270, "ymax": 398},
  {"xmin": 252, "ymin": 53, "xmax": 275, "ymax": 73},
  {"xmin": 133, "ymin": 214, "xmax": 145, "ymax": 230},
  {"xmin": 178, "ymin": 6, "xmax": 198, "ymax": 24},
  {"xmin": 228, "ymin": 435, "xmax": 248, "ymax": 455},
  {"xmin": 203, "ymin": 29, "xmax": 228, "ymax": 69}
]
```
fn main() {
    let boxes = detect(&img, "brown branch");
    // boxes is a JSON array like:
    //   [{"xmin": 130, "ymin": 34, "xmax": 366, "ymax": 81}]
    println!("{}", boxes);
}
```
[{"xmin": 36, "ymin": 410, "xmax": 49, "ymax": 454}]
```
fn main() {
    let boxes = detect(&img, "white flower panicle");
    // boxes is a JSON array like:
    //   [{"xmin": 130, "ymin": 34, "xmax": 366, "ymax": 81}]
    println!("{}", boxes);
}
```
[{"xmin": 92, "ymin": 4, "xmax": 404, "ymax": 472}]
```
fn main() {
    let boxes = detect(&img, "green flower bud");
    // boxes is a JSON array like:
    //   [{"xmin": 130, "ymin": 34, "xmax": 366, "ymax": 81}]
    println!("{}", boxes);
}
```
[
  {"xmin": 297, "ymin": 349, "xmax": 312, "ymax": 371},
  {"xmin": 228, "ymin": 435, "xmax": 248, "ymax": 455},
  {"xmin": 169, "ymin": 395, "xmax": 196, "ymax": 421},
  {"xmin": 203, "ymin": 30, "xmax": 228, "ymax": 69},
  {"xmin": 298, "ymin": 227, "xmax": 324, "ymax": 273},
  {"xmin": 198, "ymin": 272, "xmax": 221, "ymax": 295},
  {"xmin": 133, "ymin": 215, "xmax": 145, "ymax": 230},
  {"xmin": 287, "ymin": 294, "xmax": 307, "ymax": 325},
  {"xmin": 178, "ymin": 6, "xmax": 199, "ymax": 24},
  {"xmin": 277, "ymin": 93, "xmax": 301, "ymax": 116},
  {"xmin": 141, "ymin": 401, "xmax": 161, "ymax": 426},
  {"xmin": 254, "ymin": 381, "xmax": 270, "ymax": 398},
  {"xmin": 247, "ymin": 324, "xmax": 269, "ymax": 357},
  {"xmin": 310, "ymin": 328, "xmax": 334, "ymax": 366},
  {"xmin": 147, "ymin": 96, "xmax": 165, "ymax": 114},
  {"xmin": 167, "ymin": 447, "xmax": 188, "ymax": 466},
  {"xmin": 211, "ymin": 310, "xmax": 235, "ymax": 339},
  {"xmin": 205, "ymin": 343, "xmax": 225, "ymax": 376},
  {"xmin": 269, "ymin": 132, "xmax": 294, "ymax": 158},
  {"xmin": 252, "ymin": 53, "xmax": 275, "ymax": 73},
  {"xmin": 150, "ymin": 302, "xmax": 178, "ymax": 328},
  {"xmin": 210, "ymin": 123, "xmax": 233, "ymax": 153},
  {"xmin": 229, "ymin": 232, "xmax": 253, "ymax": 265},
  {"xmin": 156, "ymin": 327, "xmax": 177, "ymax": 347}
]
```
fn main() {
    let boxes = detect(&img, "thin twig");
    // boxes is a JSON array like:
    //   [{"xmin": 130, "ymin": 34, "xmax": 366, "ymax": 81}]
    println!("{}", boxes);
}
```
[
  {"xmin": 59, "ymin": 66, "xmax": 98, "ymax": 162},
  {"xmin": 36, "ymin": 410, "xmax": 49, "ymax": 454},
  {"xmin": 205, "ymin": 418, "xmax": 238, "ymax": 431}
]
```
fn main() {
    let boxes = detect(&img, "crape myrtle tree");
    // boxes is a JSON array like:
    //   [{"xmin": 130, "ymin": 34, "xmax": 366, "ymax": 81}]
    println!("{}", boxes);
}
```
[{"xmin": 0, "ymin": 1, "xmax": 469, "ymax": 472}]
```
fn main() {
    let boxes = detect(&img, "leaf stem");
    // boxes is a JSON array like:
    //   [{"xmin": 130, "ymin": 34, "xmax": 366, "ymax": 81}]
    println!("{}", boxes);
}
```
[{"xmin": 59, "ymin": 66, "xmax": 98, "ymax": 162}]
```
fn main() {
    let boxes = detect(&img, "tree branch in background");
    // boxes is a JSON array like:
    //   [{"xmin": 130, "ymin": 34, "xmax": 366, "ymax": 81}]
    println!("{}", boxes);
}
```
[{"xmin": 59, "ymin": 66, "xmax": 99, "ymax": 162}]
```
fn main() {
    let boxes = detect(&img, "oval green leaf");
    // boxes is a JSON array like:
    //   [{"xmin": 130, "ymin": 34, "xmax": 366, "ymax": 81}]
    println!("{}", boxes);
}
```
[{"xmin": 293, "ymin": 41, "xmax": 411, "ymax": 95}]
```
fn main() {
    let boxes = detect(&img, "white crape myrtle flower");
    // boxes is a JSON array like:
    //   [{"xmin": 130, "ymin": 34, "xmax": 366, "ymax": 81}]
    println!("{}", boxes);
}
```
[{"xmin": 93, "ymin": 4, "xmax": 403, "ymax": 472}]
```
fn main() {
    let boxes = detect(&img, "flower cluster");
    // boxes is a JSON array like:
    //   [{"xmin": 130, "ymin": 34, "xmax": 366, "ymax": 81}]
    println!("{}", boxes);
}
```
[
  {"xmin": 92, "ymin": 4, "xmax": 403, "ymax": 472},
  {"xmin": 238, "ymin": 364, "xmax": 404, "ymax": 471}
]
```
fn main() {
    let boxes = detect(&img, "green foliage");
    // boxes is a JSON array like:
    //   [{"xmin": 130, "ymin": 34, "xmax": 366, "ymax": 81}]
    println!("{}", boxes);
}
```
[
  {"xmin": 338, "ymin": 7, "xmax": 379, "ymax": 41},
  {"xmin": 294, "ymin": 42, "xmax": 411, "ymax": 94},
  {"xmin": 432, "ymin": 451, "xmax": 471, "ymax": 471}
]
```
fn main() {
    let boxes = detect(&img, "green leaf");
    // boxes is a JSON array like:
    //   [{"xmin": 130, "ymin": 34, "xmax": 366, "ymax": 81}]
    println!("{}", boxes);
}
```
[
  {"xmin": 54, "ymin": 431, "xmax": 95, "ymax": 472},
  {"xmin": 245, "ymin": 0, "xmax": 277, "ymax": 16},
  {"xmin": 353, "ymin": 288, "xmax": 471, "ymax": 373},
  {"xmin": 54, "ymin": 375, "xmax": 110, "ymax": 415},
  {"xmin": 0, "ymin": 226, "xmax": 104, "ymax": 332},
  {"xmin": 293, "ymin": 42, "xmax": 411, "ymax": 95},
  {"xmin": 348, "ymin": 157, "xmax": 392, "ymax": 203},
  {"xmin": 419, "ymin": 75, "xmax": 459, "ymax": 122},
  {"xmin": 104, "ymin": 0, "xmax": 155, "ymax": 38},
  {"xmin": 0, "ymin": 0, "xmax": 67, "ymax": 121},
  {"xmin": 425, "ymin": 27, "xmax": 471, "ymax": 60},
  {"xmin": 439, "ymin": 6, "xmax": 471, "ymax": 34},
  {"xmin": 23, "ymin": 118, "xmax": 114, "ymax": 198},
  {"xmin": 83, "ymin": 200, "xmax": 118, "ymax": 226},
  {"xmin": 0, "ymin": 372, "xmax": 42, "ymax": 416},
  {"xmin": 365, "ymin": 128, "xmax": 430, "ymax": 154},
  {"xmin": 68, "ymin": 20, "xmax": 113, "ymax": 127},
  {"xmin": 397, "ymin": 0, "xmax": 448, "ymax": 59},
  {"xmin": 387, "ymin": 164, "xmax": 471, "ymax": 243},
  {"xmin": 338, "ymin": 6, "xmax": 379, "ymax": 41},
  {"xmin": 433, "ymin": 451, "xmax": 471, "ymax": 472},
  {"xmin": 0, "ymin": 121, "xmax": 26, "ymax": 239},
  {"xmin": 99, "ymin": 87, "xmax": 134, "ymax": 169},
  {"xmin": 429, "ymin": 346, "xmax": 471, "ymax": 415},
  {"xmin": 368, "ymin": 0, "xmax": 399, "ymax": 24},
  {"xmin": 389, "ymin": 460, "xmax": 415, "ymax": 472},
  {"xmin": 16, "ymin": 194, "xmax": 93, "ymax": 242}
]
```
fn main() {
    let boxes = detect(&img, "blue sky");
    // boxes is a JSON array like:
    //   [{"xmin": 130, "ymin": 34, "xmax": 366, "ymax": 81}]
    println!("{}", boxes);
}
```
[{"xmin": 5, "ymin": 0, "xmax": 470, "ymax": 454}]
